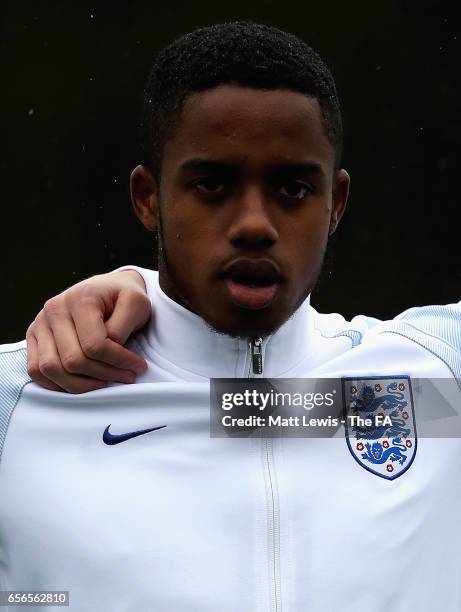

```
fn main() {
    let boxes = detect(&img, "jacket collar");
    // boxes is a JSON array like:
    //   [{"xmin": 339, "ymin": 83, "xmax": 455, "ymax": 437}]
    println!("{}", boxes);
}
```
[{"xmin": 140, "ymin": 273, "xmax": 315, "ymax": 379}]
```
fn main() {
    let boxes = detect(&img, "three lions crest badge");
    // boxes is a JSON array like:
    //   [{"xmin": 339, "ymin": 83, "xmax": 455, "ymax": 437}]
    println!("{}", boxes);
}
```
[{"xmin": 343, "ymin": 376, "xmax": 417, "ymax": 480}]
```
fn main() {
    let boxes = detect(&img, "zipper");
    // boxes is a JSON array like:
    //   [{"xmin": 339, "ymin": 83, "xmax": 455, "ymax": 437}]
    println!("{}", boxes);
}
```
[
  {"xmin": 249, "ymin": 337, "xmax": 263, "ymax": 376},
  {"xmin": 264, "ymin": 438, "xmax": 281, "ymax": 612},
  {"xmin": 248, "ymin": 336, "xmax": 282, "ymax": 611}
]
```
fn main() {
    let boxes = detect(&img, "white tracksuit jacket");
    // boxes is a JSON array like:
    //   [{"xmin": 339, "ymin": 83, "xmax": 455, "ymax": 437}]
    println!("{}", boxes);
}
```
[{"xmin": 0, "ymin": 268, "xmax": 460, "ymax": 612}]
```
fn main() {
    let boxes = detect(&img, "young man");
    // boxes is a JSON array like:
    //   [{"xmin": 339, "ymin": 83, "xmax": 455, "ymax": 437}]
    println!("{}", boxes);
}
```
[{"xmin": 2, "ymin": 22, "xmax": 460, "ymax": 611}]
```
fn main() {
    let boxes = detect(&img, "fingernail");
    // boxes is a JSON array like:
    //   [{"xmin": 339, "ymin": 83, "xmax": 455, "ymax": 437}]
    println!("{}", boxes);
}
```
[
  {"xmin": 121, "ymin": 372, "xmax": 136, "ymax": 384},
  {"xmin": 133, "ymin": 361, "xmax": 148, "ymax": 374}
]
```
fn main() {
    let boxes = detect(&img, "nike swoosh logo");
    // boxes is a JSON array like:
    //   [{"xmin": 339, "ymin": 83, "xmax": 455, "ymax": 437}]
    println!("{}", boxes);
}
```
[{"xmin": 103, "ymin": 424, "xmax": 167, "ymax": 445}]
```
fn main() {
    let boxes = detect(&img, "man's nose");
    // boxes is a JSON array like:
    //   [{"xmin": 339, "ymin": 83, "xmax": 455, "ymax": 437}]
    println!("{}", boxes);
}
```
[{"xmin": 227, "ymin": 188, "xmax": 279, "ymax": 249}]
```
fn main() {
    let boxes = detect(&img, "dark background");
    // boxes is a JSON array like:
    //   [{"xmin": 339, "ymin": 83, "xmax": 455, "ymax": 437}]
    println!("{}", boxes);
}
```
[{"xmin": 2, "ymin": 0, "xmax": 459, "ymax": 342}]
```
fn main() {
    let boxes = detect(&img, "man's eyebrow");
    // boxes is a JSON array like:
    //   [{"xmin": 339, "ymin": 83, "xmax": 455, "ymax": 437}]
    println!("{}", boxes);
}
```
[
  {"xmin": 179, "ymin": 158, "xmax": 326, "ymax": 177},
  {"xmin": 271, "ymin": 162, "xmax": 326, "ymax": 178},
  {"xmin": 179, "ymin": 159, "xmax": 236, "ymax": 173}
]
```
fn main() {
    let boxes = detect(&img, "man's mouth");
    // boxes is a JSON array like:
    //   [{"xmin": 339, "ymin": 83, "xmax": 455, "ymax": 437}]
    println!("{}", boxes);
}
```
[
  {"xmin": 220, "ymin": 258, "xmax": 282, "ymax": 310},
  {"xmin": 224, "ymin": 279, "xmax": 278, "ymax": 309}
]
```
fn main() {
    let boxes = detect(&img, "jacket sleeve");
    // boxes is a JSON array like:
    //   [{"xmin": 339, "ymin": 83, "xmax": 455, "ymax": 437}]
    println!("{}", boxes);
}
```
[{"xmin": 0, "ymin": 341, "xmax": 30, "ymax": 463}]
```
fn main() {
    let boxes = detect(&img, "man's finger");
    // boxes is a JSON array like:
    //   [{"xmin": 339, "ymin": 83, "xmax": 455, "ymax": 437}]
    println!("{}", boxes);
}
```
[
  {"xmin": 34, "ymin": 317, "xmax": 109, "ymax": 394},
  {"xmin": 45, "ymin": 308, "xmax": 139, "ymax": 383},
  {"xmin": 26, "ymin": 327, "xmax": 63, "ymax": 392},
  {"xmin": 105, "ymin": 288, "xmax": 151, "ymax": 344},
  {"xmin": 70, "ymin": 299, "xmax": 148, "ymax": 373}
]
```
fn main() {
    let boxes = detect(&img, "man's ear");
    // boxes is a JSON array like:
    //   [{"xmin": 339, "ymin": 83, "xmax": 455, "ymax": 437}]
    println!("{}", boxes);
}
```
[
  {"xmin": 329, "ymin": 169, "xmax": 350, "ymax": 235},
  {"xmin": 130, "ymin": 165, "xmax": 158, "ymax": 231}
]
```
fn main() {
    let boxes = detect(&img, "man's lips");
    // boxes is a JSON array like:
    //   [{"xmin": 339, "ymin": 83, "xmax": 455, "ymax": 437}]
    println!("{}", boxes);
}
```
[
  {"xmin": 224, "ymin": 278, "xmax": 279, "ymax": 309},
  {"xmin": 220, "ymin": 258, "xmax": 283, "ymax": 310}
]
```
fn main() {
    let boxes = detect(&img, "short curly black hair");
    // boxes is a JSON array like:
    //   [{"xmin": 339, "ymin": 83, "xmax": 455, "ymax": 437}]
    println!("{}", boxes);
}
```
[{"xmin": 141, "ymin": 22, "xmax": 342, "ymax": 176}]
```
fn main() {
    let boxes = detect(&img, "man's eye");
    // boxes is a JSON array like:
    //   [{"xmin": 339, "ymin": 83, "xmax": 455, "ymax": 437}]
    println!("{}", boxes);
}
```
[
  {"xmin": 194, "ymin": 178, "xmax": 226, "ymax": 194},
  {"xmin": 278, "ymin": 182, "xmax": 312, "ymax": 200}
]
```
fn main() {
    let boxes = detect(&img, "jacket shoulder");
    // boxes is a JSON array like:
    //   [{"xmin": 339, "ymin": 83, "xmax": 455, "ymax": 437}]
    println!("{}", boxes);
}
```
[
  {"xmin": 311, "ymin": 308, "xmax": 382, "ymax": 348},
  {"xmin": 366, "ymin": 301, "xmax": 461, "ymax": 378}
]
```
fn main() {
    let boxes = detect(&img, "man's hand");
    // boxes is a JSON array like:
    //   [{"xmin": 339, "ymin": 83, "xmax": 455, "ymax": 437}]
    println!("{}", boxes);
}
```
[{"xmin": 26, "ymin": 270, "xmax": 151, "ymax": 393}]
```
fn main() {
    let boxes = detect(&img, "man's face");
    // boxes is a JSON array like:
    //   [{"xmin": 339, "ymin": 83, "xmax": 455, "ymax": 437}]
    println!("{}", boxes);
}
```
[{"xmin": 132, "ymin": 85, "xmax": 349, "ymax": 338}]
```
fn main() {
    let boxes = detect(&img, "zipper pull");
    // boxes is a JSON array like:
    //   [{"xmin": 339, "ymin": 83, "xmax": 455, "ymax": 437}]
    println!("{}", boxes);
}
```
[{"xmin": 249, "ymin": 337, "xmax": 263, "ymax": 375}]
